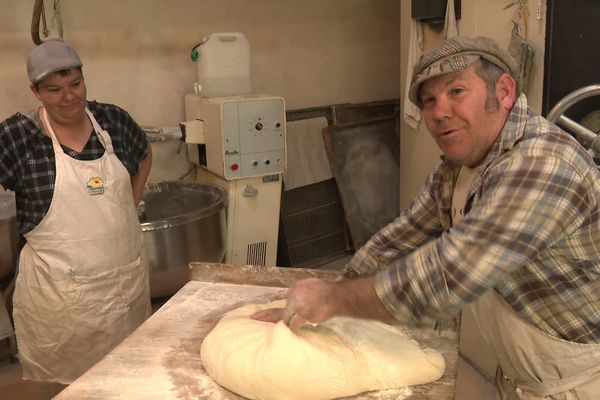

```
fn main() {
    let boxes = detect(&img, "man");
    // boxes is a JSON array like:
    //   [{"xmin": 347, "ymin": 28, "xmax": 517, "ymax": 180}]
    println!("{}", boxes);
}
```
[
  {"xmin": 253, "ymin": 36, "xmax": 600, "ymax": 399},
  {"xmin": 0, "ymin": 39, "xmax": 152, "ymax": 384}
]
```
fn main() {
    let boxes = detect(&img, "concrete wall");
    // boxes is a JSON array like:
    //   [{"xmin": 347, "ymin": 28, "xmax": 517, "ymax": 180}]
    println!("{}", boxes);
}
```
[
  {"xmin": 399, "ymin": 0, "xmax": 547, "ymax": 209},
  {"xmin": 0, "ymin": 0, "xmax": 400, "ymax": 126}
]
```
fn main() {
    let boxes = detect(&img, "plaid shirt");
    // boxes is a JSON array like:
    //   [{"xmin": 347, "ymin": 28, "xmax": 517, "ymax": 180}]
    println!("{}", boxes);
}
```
[
  {"xmin": 346, "ymin": 94, "xmax": 600, "ymax": 343},
  {"xmin": 0, "ymin": 101, "xmax": 149, "ymax": 236}
]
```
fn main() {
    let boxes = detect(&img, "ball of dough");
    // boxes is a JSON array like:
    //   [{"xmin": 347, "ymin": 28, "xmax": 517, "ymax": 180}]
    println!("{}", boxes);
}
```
[{"xmin": 201, "ymin": 300, "xmax": 445, "ymax": 400}]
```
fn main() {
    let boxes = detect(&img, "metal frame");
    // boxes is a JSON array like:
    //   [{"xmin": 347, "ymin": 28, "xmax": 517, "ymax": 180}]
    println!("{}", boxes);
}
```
[{"xmin": 547, "ymin": 84, "xmax": 600, "ymax": 156}]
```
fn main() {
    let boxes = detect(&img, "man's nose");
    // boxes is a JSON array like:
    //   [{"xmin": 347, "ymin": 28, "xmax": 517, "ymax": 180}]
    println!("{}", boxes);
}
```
[{"xmin": 431, "ymin": 97, "xmax": 452, "ymax": 121}]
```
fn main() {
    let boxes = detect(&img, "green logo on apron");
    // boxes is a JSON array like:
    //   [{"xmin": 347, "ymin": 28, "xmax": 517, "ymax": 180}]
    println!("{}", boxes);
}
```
[{"xmin": 87, "ymin": 177, "xmax": 105, "ymax": 196}]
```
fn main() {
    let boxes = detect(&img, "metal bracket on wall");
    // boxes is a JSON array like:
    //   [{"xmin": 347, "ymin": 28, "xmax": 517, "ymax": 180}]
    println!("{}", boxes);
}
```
[{"xmin": 411, "ymin": 0, "xmax": 461, "ymax": 28}]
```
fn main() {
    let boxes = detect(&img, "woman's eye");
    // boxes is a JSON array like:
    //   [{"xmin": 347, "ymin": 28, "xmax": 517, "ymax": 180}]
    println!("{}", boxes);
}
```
[{"xmin": 451, "ymin": 87, "xmax": 465, "ymax": 96}]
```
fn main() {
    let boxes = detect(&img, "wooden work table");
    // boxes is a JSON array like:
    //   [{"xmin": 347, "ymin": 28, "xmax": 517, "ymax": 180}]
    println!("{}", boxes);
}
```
[{"xmin": 55, "ymin": 263, "xmax": 458, "ymax": 399}]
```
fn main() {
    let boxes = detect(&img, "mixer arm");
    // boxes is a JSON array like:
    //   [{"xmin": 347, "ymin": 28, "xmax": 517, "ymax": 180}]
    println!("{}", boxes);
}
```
[{"xmin": 547, "ymin": 84, "xmax": 600, "ymax": 156}]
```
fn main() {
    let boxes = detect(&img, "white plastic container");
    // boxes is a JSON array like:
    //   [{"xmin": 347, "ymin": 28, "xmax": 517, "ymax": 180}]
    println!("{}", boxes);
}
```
[{"xmin": 196, "ymin": 32, "xmax": 252, "ymax": 97}]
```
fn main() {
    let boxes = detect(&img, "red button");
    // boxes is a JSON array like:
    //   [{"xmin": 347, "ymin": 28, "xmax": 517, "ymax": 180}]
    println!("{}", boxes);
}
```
[{"xmin": 230, "ymin": 163, "xmax": 239, "ymax": 171}]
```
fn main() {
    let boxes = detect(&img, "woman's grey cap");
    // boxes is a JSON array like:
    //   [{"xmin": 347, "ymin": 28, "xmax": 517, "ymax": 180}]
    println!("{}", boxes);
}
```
[
  {"xmin": 408, "ymin": 36, "xmax": 519, "ymax": 107},
  {"xmin": 27, "ymin": 39, "xmax": 82, "ymax": 84}
]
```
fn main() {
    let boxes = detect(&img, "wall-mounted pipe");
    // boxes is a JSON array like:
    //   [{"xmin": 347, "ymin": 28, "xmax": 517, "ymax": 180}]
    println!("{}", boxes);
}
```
[
  {"xmin": 31, "ymin": 0, "xmax": 44, "ymax": 45},
  {"xmin": 31, "ymin": 0, "xmax": 63, "ymax": 45}
]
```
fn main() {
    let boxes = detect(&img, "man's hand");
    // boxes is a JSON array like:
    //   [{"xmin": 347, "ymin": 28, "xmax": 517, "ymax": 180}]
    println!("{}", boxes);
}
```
[
  {"xmin": 250, "ymin": 308, "xmax": 284, "ymax": 323},
  {"xmin": 249, "ymin": 276, "xmax": 395, "ymax": 335},
  {"xmin": 282, "ymin": 278, "xmax": 338, "ymax": 333},
  {"xmin": 249, "ymin": 278, "xmax": 337, "ymax": 333}
]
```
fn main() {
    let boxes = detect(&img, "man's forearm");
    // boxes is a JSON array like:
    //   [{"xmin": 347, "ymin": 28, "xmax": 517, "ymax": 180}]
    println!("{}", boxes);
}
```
[{"xmin": 333, "ymin": 276, "xmax": 397, "ymax": 324}]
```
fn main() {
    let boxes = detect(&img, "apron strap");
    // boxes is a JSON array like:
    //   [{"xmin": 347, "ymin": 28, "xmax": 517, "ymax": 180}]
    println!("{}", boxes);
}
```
[
  {"xmin": 40, "ymin": 108, "xmax": 66, "ymax": 155},
  {"xmin": 84, "ymin": 108, "xmax": 115, "ymax": 154},
  {"xmin": 41, "ymin": 107, "xmax": 115, "ymax": 155}
]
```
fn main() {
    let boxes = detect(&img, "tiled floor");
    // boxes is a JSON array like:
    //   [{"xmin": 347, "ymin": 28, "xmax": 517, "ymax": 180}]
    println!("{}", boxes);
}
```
[
  {"xmin": 0, "ymin": 359, "xmax": 66, "ymax": 400},
  {"xmin": 314, "ymin": 254, "xmax": 353, "ymax": 271}
]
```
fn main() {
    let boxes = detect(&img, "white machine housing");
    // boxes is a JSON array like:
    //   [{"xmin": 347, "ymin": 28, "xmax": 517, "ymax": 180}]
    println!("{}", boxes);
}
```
[
  {"xmin": 183, "ymin": 94, "xmax": 286, "ymax": 266},
  {"xmin": 195, "ymin": 168, "xmax": 281, "ymax": 266},
  {"xmin": 184, "ymin": 94, "xmax": 286, "ymax": 180}
]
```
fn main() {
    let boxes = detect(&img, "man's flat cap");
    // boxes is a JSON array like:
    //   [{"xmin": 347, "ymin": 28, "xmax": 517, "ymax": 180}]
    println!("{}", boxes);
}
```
[{"xmin": 408, "ymin": 36, "xmax": 519, "ymax": 106}]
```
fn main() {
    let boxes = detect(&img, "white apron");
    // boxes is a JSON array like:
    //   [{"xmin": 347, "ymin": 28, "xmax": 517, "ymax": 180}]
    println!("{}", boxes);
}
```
[
  {"xmin": 12, "ymin": 107, "xmax": 151, "ymax": 384},
  {"xmin": 471, "ymin": 291, "xmax": 600, "ymax": 400},
  {"xmin": 453, "ymin": 167, "xmax": 600, "ymax": 399}
]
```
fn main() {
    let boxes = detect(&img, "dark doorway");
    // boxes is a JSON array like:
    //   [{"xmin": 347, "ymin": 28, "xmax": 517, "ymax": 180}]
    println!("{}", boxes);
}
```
[{"xmin": 543, "ymin": 0, "xmax": 600, "ymax": 120}]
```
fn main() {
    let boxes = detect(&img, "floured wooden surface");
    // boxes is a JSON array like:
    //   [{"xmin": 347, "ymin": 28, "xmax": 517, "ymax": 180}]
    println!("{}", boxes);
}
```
[
  {"xmin": 56, "ymin": 279, "xmax": 457, "ymax": 399},
  {"xmin": 55, "ymin": 281, "xmax": 282, "ymax": 399},
  {"xmin": 188, "ymin": 262, "xmax": 340, "ymax": 287}
]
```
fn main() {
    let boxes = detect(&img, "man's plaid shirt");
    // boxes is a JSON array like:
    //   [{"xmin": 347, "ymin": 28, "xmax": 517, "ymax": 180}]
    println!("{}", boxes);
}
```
[{"xmin": 346, "ymin": 95, "xmax": 600, "ymax": 343}]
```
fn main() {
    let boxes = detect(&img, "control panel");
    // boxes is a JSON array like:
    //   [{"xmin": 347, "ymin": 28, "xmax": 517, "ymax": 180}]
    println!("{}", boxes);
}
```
[{"xmin": 184, "ymin": 94, "xmax": 287, "ymax": 180}]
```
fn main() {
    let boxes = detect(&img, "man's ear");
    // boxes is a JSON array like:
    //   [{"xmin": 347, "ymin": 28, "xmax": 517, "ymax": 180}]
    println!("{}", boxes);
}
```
[{"xmin": 496, "ymin": 73, "xmax": 517, "ymax": 111}]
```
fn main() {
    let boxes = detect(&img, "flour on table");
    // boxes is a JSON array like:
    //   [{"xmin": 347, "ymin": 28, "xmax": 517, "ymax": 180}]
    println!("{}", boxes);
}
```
[{"xmin": 201, "ymin": 300, "xmax": 445, "ymax": 400}]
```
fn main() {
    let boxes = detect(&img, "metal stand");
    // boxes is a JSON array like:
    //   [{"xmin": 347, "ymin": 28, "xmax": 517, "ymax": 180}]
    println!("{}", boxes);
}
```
[{"xmin": 0, "ymin": 287, "xmax": 17, "ymax": 363}]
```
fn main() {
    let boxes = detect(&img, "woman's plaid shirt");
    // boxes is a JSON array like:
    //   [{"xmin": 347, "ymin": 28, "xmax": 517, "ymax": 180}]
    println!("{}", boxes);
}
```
[{"xmin": 0, "ymin": 101, "xmax": 149, "ymax": 236}]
